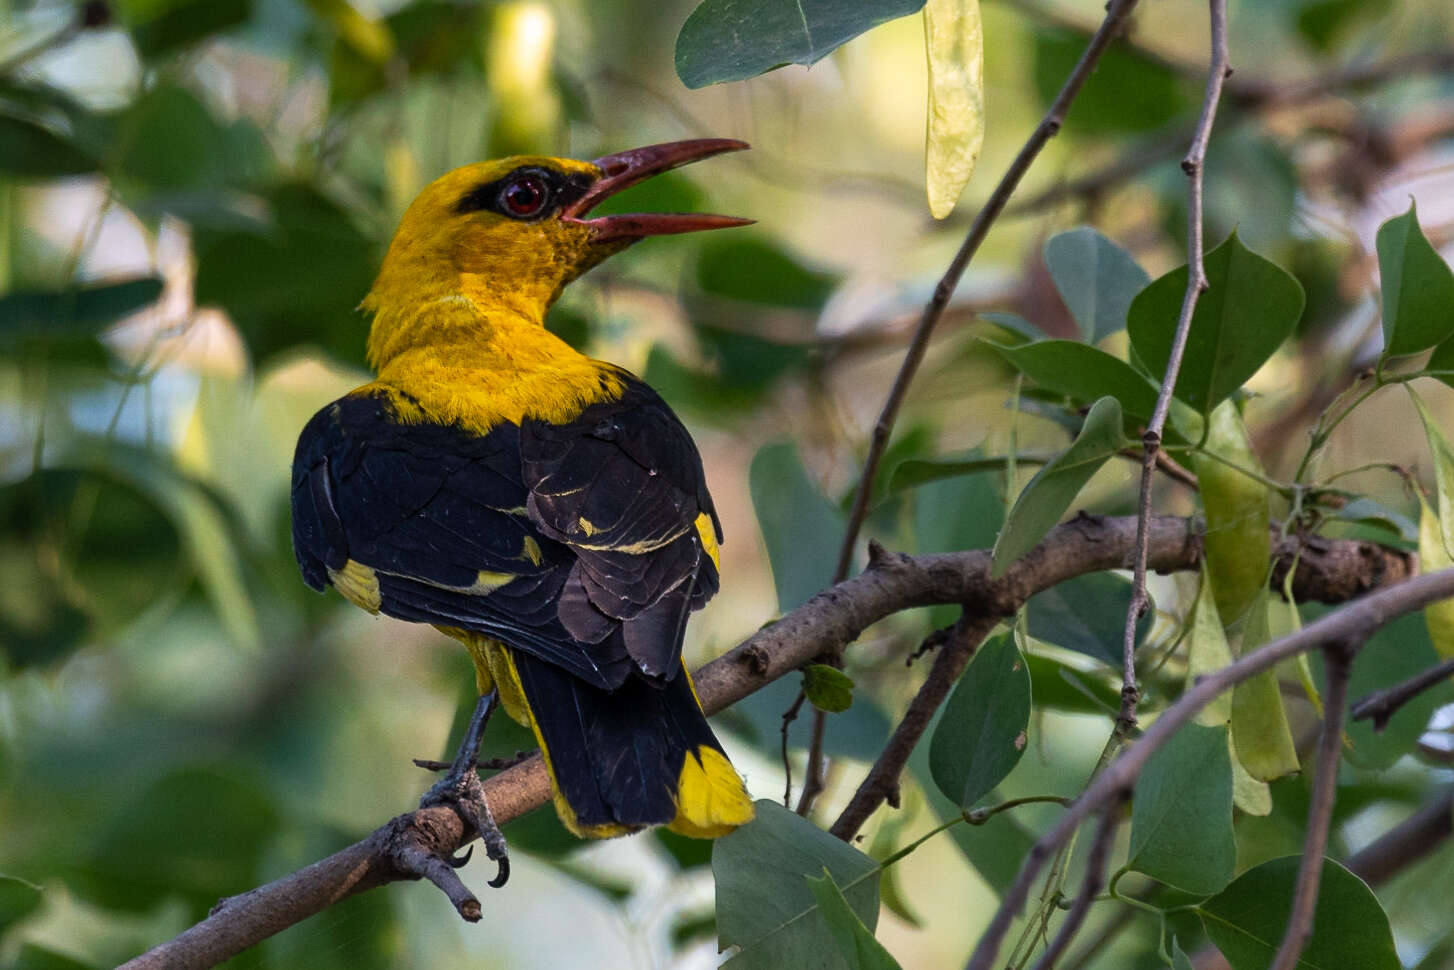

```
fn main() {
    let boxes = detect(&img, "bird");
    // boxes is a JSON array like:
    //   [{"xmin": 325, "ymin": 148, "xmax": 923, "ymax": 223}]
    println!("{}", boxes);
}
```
[{"xmin": 289, "ymin": 139, "xmax": 757, "ymax": 884}]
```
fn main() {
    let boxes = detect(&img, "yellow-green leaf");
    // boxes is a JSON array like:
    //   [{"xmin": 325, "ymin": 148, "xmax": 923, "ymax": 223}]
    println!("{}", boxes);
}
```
[
  {"xmin": 1418, "ymin": 492, "xmax": 1454, "ymax": 660},
  {"xmin": 1187, "ymin": 567, "xmax": 1235, "ymax": 727},
  {"xmin": 924, "ymin": 0, "xmax": 984, "ymax": 219},
  {"xmin": 1409, "ymin": 385, "xmax": 1454, "ymax": 559},
  {"xmin": 1229, "ymin": 734, "xmax": 1272, "ymax": 817},
  {"xmin": 1193, "ymin": 401, "xmax": 1270, "ymax": 627},
  {"xmin": 1229, "ymin": 589, "xmax": 1298, "ymax": 782}
]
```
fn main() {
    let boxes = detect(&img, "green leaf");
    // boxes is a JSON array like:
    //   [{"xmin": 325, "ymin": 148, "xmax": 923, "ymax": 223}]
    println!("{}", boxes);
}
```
[
  {"xmin": 1024, "ymin": 652, "xmax": 1121, "ymax": 715},
  {"xmin": 0, "ymin": 874, "xmax": 43, "ymax": 932},
  {"xmin": 1043, "ymin": 227, "xmax": 1151, "ymax": 343},
  {"xmin": 1376, "ymin": 202, "xmax": 1454, "ymax": 358},
  {"xmin": 929, "ymin": 634, "xmax": 1031, "ymax": 808},
  {"xmin": 0, "ymin": 278, "xmax": 163, "ymax": 347},
  {"xmin": 1341, "ymin": 609, "xmax": 1453, "ymax": 768},
  {"xmin": 113, "ymin": 84, "xmax": 243, "ymax": 192},
  {"xmin": 1409, "ymin": 386, "xmax": 1454, "ymax": 559},
  {"xmin": 924, "ymin": 0, "xmax": 984, "ymax": 219},
  {"xmin": 1128, "ymin": 232, "xmax": 1304, "ymax": 415},
  {"xmin": 992, "ymin": 396, "xmax": 1128, "ymax": 575},
  {"xmin": 1418, "ymin": 495, "xmax": 1454, "ymax": 664},
  {"xmin": 1033, "ymin": 28, "xmax": 1192, "ymax": 134},
  {"xmin": 1193, "ymin": 401, "xmax": 1272, "ymax": 626},
  {"xmin": 1025, "ymin": 571, "xmax": 1150, "ymax": 666},
  {"xmin": 989, "ymin": 339, "xmax": 1159, "ymax": 421},
  {"xmin": 193, "ymin": 183, "xmax": 376, "ymax": 367},
  {"xmin": 1172, "ymin": 938, "xmax": 1195, "ymax": 970},
  {"xmin": 675, "ymin": 0, "xmax": 926, "ymax": 88},
  {"xmin": 805, "ymin": 869, "xmax": 904, "ymax": 970},
  {"xmin": 804, "ymin": 664, "xmax": 855, "ymax": 713},
  {"xmin": 0, "ymin": 113, "xmax": 98, "ymax": 177},
  {"xmin": 1199, "ymin": 857, "xmax": 1399, "ymax": 970},
  {"xmin": 1229, "ymin": 590, "xmax": 1299, "ymax": 782},
  {"xmin": 908, "ymin": 729, "xmax": 1037, "ymax": 892},
  {"xmin": 696, "ymin": 233, "xmax": 838, "ymax": 310},
  {"xmin": 1186, "ymin": 567, "xmax": 1236, "ymax": 727},
  {"xmin": 889, "ymin": 454, "xmax": 1018, "ymax": 497},
  {"xmin": 1127, "ymin": 722, "xmax": 1236, "ymax": 896},
  {"xmin": 750, "ymin": 442, "xmax": 845, "ymax": 611},
  {"xmin": 124, "ymin": 0, "xmax": 253, "ymax": 58},
  {"xmin": 82, "ymin": 765, "xmax": 280, "ymax": 913},
  {"xmin": 714, "ymin": 800, "xmax": 881, "ymax": 970}
]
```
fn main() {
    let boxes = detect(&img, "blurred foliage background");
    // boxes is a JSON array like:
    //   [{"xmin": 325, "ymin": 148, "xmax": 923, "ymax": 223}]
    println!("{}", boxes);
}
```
[{"xmin": 1, "ymin": 0, "xmax": 1453, "ymax": 967}]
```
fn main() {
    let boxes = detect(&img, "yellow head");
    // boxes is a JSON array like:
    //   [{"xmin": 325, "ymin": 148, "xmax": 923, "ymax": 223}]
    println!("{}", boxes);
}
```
[{"xmin": 362, "ymin": 139, "xmax": 750, "ymax": 365}]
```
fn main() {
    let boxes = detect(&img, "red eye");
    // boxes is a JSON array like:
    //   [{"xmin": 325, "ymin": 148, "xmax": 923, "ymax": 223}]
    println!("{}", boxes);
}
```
[{"xmin": 501, "ymin": 176, "xmax": 548, "ymax": 218}]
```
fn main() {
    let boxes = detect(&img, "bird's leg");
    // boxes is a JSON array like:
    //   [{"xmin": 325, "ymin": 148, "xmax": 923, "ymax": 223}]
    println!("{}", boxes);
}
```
[{"xmin": 420, "ymin": 690, "xmax": 510, "ymax": 888}]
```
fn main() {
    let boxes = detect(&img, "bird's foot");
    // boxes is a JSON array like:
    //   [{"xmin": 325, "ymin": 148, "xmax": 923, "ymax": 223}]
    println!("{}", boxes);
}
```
[{"xmin": 419, "ymin": 690, "xmax": 510, "ymax": 888}]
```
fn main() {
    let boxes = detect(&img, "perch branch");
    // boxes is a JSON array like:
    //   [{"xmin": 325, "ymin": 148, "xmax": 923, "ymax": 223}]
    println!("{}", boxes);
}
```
[{"xmin": 117, "ymin": 517, "xmax": 1414, "ymax": 970}]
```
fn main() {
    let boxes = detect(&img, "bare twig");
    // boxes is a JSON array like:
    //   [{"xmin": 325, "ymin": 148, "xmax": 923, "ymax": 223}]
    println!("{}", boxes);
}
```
[
  {"xmin": 829, "ymin": 611, "xmax": 1001, "ymax": 841},
  {"xmin": 1117, "ymin": 0, "xmax": 1231, "ymax": 742},
  {"xmin": 794, "ymin": 709, "xmax": 828, "ymax": 815},
  {"xmin": 832, "ymin": 0, "xmax": 1144, "ymax": 583},
  {"xmin": 1269, "ymin": 642, "xmax": 1356, "ymax": 970},
  {"xmin": 963, "ymin": 565, "xmax": 1454, "ymax": 970},
  {"xmin": 1028, "ymin": 798, "xmax": 1126, "ymax": 970},
  {"xmin": 1344, "ymin": 786, "xmax": 1454, "ymax": 886},
  {"xmin": 116, "ymin": 518, "xmax": 1416, "ymax": 970},
  {"xmin": 1350, "ymin": 655, "xmax": 1454, "ymax": 730},
  {"xmin": 780, "ymin": 689, "xmax": 806, "ymax": 807}
]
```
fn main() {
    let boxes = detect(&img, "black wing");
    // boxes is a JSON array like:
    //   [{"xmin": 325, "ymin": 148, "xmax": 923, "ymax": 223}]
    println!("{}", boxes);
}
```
[
  {"xmin": 291, "ymin": 381, "xmax": 719, "ymax": 688},
  {"xmin": 521, "ymin": 375, "xmax": 721, "ymax": 678}
]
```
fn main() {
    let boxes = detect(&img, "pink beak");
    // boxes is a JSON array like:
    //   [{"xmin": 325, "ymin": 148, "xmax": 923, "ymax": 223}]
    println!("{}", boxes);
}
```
[{"xmin": 561, "ymin": 138, "xmax": 754, "ymax": 242}]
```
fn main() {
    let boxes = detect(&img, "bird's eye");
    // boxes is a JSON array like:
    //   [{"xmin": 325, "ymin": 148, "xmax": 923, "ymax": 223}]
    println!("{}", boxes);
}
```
[{"xmin": 501, "ymin": 175, "xmax": 549, "ymax": 218}]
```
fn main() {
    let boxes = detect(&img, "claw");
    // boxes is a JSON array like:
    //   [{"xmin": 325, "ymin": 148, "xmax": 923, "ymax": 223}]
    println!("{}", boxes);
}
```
[{"xmin": 418, "ymin": 691, "xmax": 512, "ymax": 893}]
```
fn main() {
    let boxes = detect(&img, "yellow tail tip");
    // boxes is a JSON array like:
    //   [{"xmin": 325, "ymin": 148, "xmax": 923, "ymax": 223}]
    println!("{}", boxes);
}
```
[{"xmin": 666, "ymin": 746, "xmax": 755, "ymax": 839}]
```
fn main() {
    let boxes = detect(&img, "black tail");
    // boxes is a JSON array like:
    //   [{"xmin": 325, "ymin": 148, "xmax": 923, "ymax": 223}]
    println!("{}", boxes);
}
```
[{"xmin": 510, "ymin": 650, "xmax": 752, "ymax": 837}]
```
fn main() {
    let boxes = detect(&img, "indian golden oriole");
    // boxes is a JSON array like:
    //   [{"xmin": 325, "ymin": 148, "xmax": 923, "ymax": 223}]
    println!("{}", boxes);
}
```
[{"xmin": 289, "ymin": 139, "xmax": 756, "ymax": 881}]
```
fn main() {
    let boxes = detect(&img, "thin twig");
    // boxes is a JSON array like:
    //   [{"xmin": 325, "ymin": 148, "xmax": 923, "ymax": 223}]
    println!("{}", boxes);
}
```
[
  {"xmin": 829, "ymin": 612, "xmax": 1001, "ymax": 841},
  {"xmin": 1349, "ymin": 655, "xmax": 1454, "ymax": 730},
  {"xmin": 1117, "ymin": 0, "xmax": 1230, "ymax": 740},
  {"xmin": 1028, "ymin": 798, "xmax": 1126, "ymax": 970},
  {"xmin": 963, "ymin": 566, "xmax": 1454, "ymax": 970},
  {"xmin": 794, "ymin": 709, "xmax": 828, "ymax": 815},
  {"xmin": 781, "ymin": 689, "xmax": 806, "ymax": 807},
  {"xmin": 1268, "ymin": 642, "xmax": 1355, "ymax": 970},
  {"xmin": 831, "ymin": 0, "xmax": 1144, "ymax": 582}
]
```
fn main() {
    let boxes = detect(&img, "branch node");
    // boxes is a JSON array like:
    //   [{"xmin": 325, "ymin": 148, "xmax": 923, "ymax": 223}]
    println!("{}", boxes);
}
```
[
  {"xmin": 867, "ymin": 538, "xmax": 892, "ymax": 568},
  {"xmin": 741, "ymin": 642, "xmax": 771, "ymax": 675}
]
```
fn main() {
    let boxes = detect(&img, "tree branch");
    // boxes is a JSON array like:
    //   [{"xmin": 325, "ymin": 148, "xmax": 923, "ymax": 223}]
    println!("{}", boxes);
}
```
[
  {"xmin": 1269, "ymin": 642, "xmax": 1355, "ymax": 970},
  {"xmin": 1350, "ymin": 654, "xmax": 1454, "ymax": 730},
  {"xmin": 117, "ymin": 517, "xmax": 1416, "ymax": 970},
  {"xmin": 963, "ymin": 565, "xmax": 1454, "ymax": 970}
]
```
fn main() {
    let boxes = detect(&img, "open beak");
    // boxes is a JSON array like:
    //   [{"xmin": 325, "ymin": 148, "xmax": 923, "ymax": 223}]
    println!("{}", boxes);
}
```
[{"xmin": 562, "ymin": 138, "xmax": 753, "ymax": 242}]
